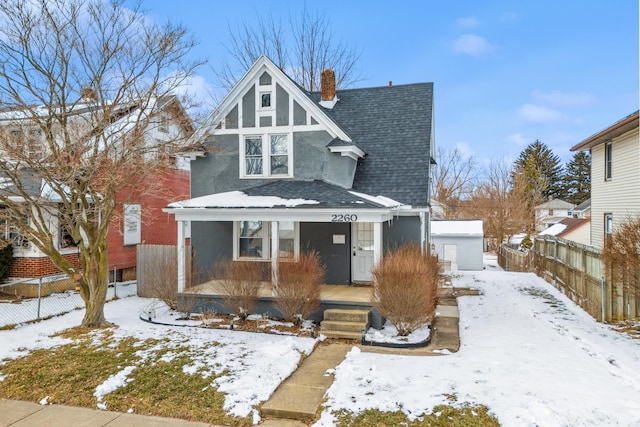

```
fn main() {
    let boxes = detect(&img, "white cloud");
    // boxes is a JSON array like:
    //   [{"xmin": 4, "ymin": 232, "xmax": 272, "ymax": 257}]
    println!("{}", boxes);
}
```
[
  {"xmin": 455, "ymin": 142, "xmax": 474, "ymax": 159},
  {"xmin": 532, "ymin": 90, "xmax": 597, "ymax": 108},
  {"xmin": 456, "ymin": 17, "xmax": 480, "ymax": 28},
  {"xmin": 169, "ymin": 73, "xmax": 218, "ymax": 120},
  {"xmin": 518, "ymin": 104, "xmax": 565, "ymax": 123},
  {"xmin": 452, "ymin": 34, "xmax": 494, "ymax": 58},
  {"xmin": 505, "ymin": 133, "xmax": 529, "ymax": 147}
]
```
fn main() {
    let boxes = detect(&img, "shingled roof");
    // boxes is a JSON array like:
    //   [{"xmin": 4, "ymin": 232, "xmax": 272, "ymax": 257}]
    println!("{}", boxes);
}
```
[{"xmin": 309, "ymin": 83, "xmax": 433, "ymax": 207}]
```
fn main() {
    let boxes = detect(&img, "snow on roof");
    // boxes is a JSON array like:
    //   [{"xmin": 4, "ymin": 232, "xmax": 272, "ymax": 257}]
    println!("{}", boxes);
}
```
[
  {"xmin": 168, "ymin": 190, "xmax": 320, "ymax": 209},
  {"xmin": 431, "ymin": 220, "xmax": 483, "ymax": 236},
  {"xmin": 348, "ymin": 191, "xmax": 403, "ymax": 208},
  {"xmin": 539, "ymin": 223, "xmax": 568, "ymax": 236}
]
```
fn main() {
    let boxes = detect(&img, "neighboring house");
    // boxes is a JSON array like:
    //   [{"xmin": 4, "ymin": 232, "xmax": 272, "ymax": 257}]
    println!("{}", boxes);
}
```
[
  {"xmin": 570, "ymin": 111, "xmax": 640, "ymax": 249},
  {"xmin": 538, "ymin": 217, "xmax": 591, "ymax": 246},
  {"xmin": 165, "ymin": 55, "xmax": 435, "ymax": 289},
  {"xmin": 430, "ymin": 220, "xmax": 484, "ymax": 271},
  {"xmin": 0, "ymin": 96, "xmax": 193, "ymax": 280},
  {"xmin": 430, "ymin": 198, "xmax": 446, "ymax": 219},
  {"xmin": 571, "ymin": 198, "xmax": 591, "ymax": 219},
  {"xmin": 534, "ymin": 198, "xmax": 576, "ymax": 232}
]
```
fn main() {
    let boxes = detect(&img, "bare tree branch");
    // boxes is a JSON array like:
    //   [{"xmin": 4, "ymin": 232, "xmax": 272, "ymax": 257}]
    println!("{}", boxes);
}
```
[{"xmin": 0, "ymin": 0, "xmax": 202, "ymax": 327}]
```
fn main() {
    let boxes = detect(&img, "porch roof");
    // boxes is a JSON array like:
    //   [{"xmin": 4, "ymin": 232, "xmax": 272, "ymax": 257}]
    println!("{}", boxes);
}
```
[{"xmin": 164, "ymin": 180, "xmax": 424, "ymax": 222}]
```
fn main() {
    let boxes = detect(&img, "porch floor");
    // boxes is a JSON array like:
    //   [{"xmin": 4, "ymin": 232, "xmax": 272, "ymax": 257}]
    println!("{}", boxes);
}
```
[{"xmin": 184, "ymin": 281, "xmax": 373, "ymax": 304}]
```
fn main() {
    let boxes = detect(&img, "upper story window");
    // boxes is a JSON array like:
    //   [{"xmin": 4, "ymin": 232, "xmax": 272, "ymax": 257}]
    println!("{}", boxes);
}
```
[
  {"xmin": 241, "ymin": 133, "xmax": 291, "ymax": 178},
  {"xmin": 604, "ymin": 141, "xmax": 612, "ymax": 180}
]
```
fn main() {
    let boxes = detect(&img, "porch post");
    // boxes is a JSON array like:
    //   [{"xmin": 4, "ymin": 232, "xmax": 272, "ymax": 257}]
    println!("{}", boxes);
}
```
[
  {"xmin": 177, "ymin": 220, "xmax": 186, "ymax": 292},
  {"xmin": 373, "ymin": 221, "xmax": 383, "ymax": 266},
  {"xmin": 271, "ymin": 221, "xmax": 279, "ymax": 295},
  {"xmin": 420, "ymin": 211, "xmax": 427, "ymax": 254}
]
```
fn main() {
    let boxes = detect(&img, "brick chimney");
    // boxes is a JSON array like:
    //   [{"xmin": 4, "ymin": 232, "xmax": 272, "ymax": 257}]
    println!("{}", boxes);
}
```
[{"xmin": 320, "ymin": 68, "xmax": 338, "ymax": 109}]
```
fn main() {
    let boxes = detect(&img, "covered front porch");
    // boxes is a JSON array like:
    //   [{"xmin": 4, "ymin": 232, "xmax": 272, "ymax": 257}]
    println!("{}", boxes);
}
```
[
  {"xmin": 163, "ymin": 180, "xmax": 429, "ymax": 292},
  {"xmin": 177, "ymin": 280, "xmax": 384, "ymax": 328}
]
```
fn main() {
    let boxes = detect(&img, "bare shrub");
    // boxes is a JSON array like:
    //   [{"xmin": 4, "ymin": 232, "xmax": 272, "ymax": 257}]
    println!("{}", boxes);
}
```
[
  {"xmin": 141, "ymin": 253, "xmax": 179, "ymax": 310},
  {"xmin": 372, "ymin": 244, "xmax": 441, "ymax": 336},
  {"xmin": 602, "ymin": 216, "xmax": 640, "ymax": 294},
  {"xmin": 216, "ymin": 260, "xmax": 264, "ymax": 323},
  {"xmin": 275, "ymin": 251, "xmax": 324, "ymax": 327}
]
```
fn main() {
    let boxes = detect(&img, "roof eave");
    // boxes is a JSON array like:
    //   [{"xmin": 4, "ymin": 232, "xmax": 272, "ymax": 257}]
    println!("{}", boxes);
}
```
[{"xmin": 571, "ymin": 111, "xmax": 639, "ymax": 151}]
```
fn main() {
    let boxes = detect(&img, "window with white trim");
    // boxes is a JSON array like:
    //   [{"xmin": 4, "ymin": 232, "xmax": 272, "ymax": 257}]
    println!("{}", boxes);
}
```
[
  {"xmin": 241, "ymin": 134, "xmax": 292, "ymax": 178},
  {"xmin": 604, "ymin": 141, "xmax": 612, "ymax": 180},
  {"xmin": 234, "ymin": 221, "xmax": 299, "ymax": 260}
]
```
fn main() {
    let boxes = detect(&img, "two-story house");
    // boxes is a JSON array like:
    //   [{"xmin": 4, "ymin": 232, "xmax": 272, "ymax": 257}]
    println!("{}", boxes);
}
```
[
  {"xmin": 534, "ymin": 198, "xmax": 576, "ymax": 232},
  {"xmin": 570, "ymin": 111, "xmax": 639, "ymax": 249},
  {"xmin": 165, "ymin": 56, "xmax": 434, "ymax": 290},
  {"xmin": 0, "ymin": 96, "xmax": 193, "ymax": 281}
]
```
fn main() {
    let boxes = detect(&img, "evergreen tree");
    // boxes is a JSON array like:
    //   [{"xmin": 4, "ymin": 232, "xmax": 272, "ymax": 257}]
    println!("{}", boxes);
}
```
[
  {"xmin": 512, "ymin": 140, "xmax": 564, "ymax": 201},
  {"xmin": 562, "ymin": 151, "xmax": 591, "ymax": 205}
]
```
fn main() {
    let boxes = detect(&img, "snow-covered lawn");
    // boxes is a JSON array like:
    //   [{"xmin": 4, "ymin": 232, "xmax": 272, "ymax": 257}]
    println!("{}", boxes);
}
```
[
  {"xmin": 316, "ymin": 257, "xmax": 640, "ymax": 426},
  {"xmin": 0, "ymin": 295, "xmax": 316, "ymax": 423},
  {"xmin": 1, "ymin": 258, "xmax": 639, "ymax": 426}
]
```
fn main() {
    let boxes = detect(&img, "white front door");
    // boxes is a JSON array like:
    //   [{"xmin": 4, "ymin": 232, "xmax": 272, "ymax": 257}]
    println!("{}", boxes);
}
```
[
  {"xmin": 444, "ymin": 244, "xmax": 458, "ymax": 272},
  {"xmin": 352, "ymin": 222, "xmax": 375, "ymax": 282}
]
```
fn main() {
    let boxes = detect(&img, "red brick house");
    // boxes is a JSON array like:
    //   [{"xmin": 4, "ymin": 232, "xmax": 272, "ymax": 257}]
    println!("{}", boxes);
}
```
[{"xmin": 0, "ymin": 96, "xmax": 194, "ymax": 280}]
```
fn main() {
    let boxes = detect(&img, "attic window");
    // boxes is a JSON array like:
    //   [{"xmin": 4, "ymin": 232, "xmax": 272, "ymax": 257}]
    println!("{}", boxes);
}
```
[{"xmin": 260, "ymin": 92, "xmax": 272, "ymax": 108}]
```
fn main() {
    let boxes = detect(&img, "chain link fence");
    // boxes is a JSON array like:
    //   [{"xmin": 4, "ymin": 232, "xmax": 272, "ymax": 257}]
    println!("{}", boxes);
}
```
[{"xmin": 0, "ymin": 269, "xmax": 137, "ymax": 329}]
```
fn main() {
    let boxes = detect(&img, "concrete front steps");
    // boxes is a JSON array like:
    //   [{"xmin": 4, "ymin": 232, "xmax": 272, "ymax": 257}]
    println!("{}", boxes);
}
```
[{"xmin": 320, "ymin": 308, "xmax": 370, "ymax": 340}]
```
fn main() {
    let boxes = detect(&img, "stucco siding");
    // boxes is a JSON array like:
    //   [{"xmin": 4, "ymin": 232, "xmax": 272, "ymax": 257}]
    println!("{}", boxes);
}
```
[
  {"xmin": 590, "ymin": 127, "xmax": 640, "ymax": 248},
  {"xmin": 191, "ymin": 221, "xmax": 233, "ymax": 285}
]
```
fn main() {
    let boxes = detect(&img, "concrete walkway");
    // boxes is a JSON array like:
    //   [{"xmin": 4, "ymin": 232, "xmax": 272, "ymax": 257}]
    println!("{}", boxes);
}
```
[{"xmin": 261, "ymin": 343, "xmax": 352, "ymax": 422}]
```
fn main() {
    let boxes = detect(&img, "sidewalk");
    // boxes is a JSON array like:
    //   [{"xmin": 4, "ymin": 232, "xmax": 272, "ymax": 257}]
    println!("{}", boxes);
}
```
[{"xmin": 0, "ymin": 399, "xmax": 216, "ymax": 427}]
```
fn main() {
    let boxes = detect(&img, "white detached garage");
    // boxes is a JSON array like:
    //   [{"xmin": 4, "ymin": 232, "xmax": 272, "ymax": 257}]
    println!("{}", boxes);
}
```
[{"xmin": 431, "ymin": 220, "xmax": 484, "ymax": 271}]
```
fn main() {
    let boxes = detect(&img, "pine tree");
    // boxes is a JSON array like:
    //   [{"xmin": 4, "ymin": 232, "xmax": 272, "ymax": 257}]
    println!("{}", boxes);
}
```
[
  {"xmin": 512, "ymin": 140, "xmax": 564, "ymax": 201},
  {"xmin": 562, "ymin": 151, "xmax": 591, "ymax": 205}
]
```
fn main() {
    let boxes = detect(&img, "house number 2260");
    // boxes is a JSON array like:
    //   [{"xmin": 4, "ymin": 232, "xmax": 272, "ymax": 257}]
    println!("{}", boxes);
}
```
[{"xmin": 331, "ymin": 214, "xmax": 358, "ymax": 222}]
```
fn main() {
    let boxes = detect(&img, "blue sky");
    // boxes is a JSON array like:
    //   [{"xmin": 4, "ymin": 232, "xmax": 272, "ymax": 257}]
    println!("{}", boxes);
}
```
[{"xmin": 138, "ymin": 0, "xmax": 638, "ymax": 166}]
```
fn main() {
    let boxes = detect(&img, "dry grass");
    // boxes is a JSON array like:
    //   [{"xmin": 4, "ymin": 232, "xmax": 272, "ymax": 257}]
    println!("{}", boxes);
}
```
[
  {"xmin": 275, "ymin": 251, "xmax": 324, "ymax": 327},
  {"xmin": 215, "ymin": 260, "xmax": 264, "ymax": 323},
  {"xmin": 0, "ymin": 329, "xmax": 252, "ymax": 426},
  {"xmin": 332, "ymin": 404, "xmax": 500, "ymax": 426},
  {"xmin": 372, "ymin": 244, "xmax": 441, "ymax": 336}
]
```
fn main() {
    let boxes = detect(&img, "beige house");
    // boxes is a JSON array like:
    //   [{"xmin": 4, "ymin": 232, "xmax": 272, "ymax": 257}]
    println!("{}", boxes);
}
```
[{"xmin": 570, "ymin": 111, "xmax": 639, "ymax": 249}]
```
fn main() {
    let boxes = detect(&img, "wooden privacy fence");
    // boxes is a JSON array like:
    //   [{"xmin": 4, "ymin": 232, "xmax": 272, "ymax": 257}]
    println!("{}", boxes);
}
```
[
  {"xmin": 498, "ymin": 245, "xmax": 533, "ymax": 272},
  {"xmin": 137, "ymin": 244, "xmax": 192, "ymax": 298},
  {"xmin": 499, "ymin": 236, "xmax": 638, "ymax": 322}
]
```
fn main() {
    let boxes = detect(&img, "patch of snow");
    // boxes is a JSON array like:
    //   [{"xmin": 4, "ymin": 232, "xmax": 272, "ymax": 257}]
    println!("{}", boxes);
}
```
[
  {"xmin": 364, "ymin": 321, "xmax": 431, "ymax": 344},
  {"xmin": 348, "ymin": 190, "xmax": 403, "ymax": 208},
  {"xmin": 540, "ymin": 223, "xmax": 568, "ymax": 236},
  {"xmin": 168, "ymin": 190, "xmax": 320, "ymax": 208},
  {"xmin": 431, "ymin": 220, "xmax": 483, "ymax": 236},
  {"xmin": 93, "ymin": 366, "xmax": 136, "ymax": 402}
]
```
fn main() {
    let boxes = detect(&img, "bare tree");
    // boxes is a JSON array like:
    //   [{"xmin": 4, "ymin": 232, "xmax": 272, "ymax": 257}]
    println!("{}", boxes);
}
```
[
  {"xmin": 216, "ymin": 6, "xmax": 362, "ymax": 91},
  {"xmin": 467, "ymin": 161, "xmax": 531, "ymax": 250},
  {"xmin": 431, "ymin": 147, "xmax": 478, "ymax": 219},
  {"xmin": 0, "ymin": 0, "xmax": 201, "ymax": 327}
]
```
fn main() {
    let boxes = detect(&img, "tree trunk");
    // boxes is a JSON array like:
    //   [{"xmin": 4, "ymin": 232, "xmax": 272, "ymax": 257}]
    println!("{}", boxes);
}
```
[{"xmin": 80, "ymin": 246, "xmax": 112, "ymax": 327}]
